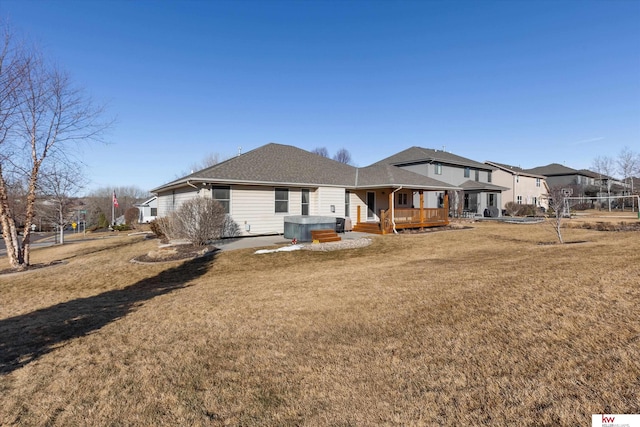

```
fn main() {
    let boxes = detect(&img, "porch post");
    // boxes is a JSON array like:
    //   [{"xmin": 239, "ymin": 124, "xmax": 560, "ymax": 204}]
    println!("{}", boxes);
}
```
[
  {"xmin": 389, "ymin": 191, "xmax": 393, "ymax": 217},
  {"xmin": 357, "ymin": 205, "xmax": 361, "ymax": 224},
  {"xmin": 444, "ymin": 191, "xmax": 449, "ymax": 222},
  {"xmin": 419, "ymin": 190, "xmax": 424, "ymax": 223}
]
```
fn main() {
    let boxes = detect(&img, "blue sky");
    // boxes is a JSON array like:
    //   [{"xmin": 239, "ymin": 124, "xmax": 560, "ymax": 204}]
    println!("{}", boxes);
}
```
[{"xmin": 2, "ymin": 0, "xmax": 639, "ymax": 194}]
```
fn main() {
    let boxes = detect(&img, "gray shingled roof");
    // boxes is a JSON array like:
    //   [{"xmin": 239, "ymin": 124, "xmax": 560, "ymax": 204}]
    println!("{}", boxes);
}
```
[
  {"xmin": 485, "ymin": 161, "xmax": 546, "ymax": 179},
  {"xmin": 373, "ymin": 146, "xmax": 493, "ymax": 170},
  {"xmin": 525, "ymin": 163, "xmax": 580, "ymax": 176},
  {"xmin": 152, "ymin": 143, "xmax": 356, "ymax": 191},
  {"xmin": 459, "ymin": 180, "xmax": 510, "ymax": 192},
  {"xmin": 356, "ymin": 163, "xmax": 458, "ymax": 189},
  {"xmin": 151, "ymin": 143, "xmax": 457, "ymax": 192}
]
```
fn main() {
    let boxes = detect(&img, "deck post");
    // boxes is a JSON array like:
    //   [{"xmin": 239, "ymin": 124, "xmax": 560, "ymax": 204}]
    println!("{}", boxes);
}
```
[
  {"xmin": 357, "ymin": 205, "xmax": 361, "ymax": 224},
  {"xmin": 419, "ymin": 191, "xmax": 424, "ymax": 223}
]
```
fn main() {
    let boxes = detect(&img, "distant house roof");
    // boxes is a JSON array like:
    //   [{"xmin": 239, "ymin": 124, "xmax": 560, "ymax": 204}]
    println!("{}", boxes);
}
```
[
  {"xmin": 373, "ymin": 146, "xmax": 493, "ymax": 170},
  {"xmin": 485, "ymin": 161, "xmax": 546, "ymax": 179},
  {"xmin": 135, "ymin": 196, "xmax": 157, "ymax": 207},
  {"xmin": 151, "ymin": 143, "xmax": 458, "ymax": 193},
  {"xmin": 525, "ymin": 163, "xmax": 585, "ymax": 177}
]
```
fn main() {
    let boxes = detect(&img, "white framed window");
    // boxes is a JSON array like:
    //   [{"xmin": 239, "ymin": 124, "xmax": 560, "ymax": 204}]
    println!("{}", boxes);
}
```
[
  {"xmin": 475, "ymin": 170, "xmax": 480, "ymax": 181},
  {"xmin": 301, "ymin": 189, "xmax": 310, "ymax": 215},
  {"xmin": 212, "ymin": 186, "xmax": 231, "ymax": 214},
  {"xmin": 517, "ymin": 195, "xmax": 523, "ymax": 204},
  {"xmin": 536, "ymin": 178, "xmax": 541, "ymax": 187},
  {"xmin": 464, "ymin": 167, "xmax": 470, "ymax": 178},
  {"xmin": 397, "ymin": 193, "xmax": 408, "ymax": 206},
  {"xmin": 275, "ymin": 188, "xmax": 289, "ymax": 213},
  {"xmin": 488, "ymin": 171, "xmax": 492, "ymax": 183},
  {"xmin": 435, "ymin": 163, "xmax": 442, "ymax": 175},
  {"xmin": 345, "ymin": 191, "xmax": 350, "ymax": 217}
]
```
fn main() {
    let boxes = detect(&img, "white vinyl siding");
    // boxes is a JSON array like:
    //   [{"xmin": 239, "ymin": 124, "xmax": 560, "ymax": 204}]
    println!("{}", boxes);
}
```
[
  {"xmin": 230, "ymin": 185, "xmax": 302, "ymax": 235},
  {"xmin": 156, "ymin": 187, "xmax": 201, "ymax": 217},
  {"xmin": 316, "ymin": 187, "xmax": 345, "ymax": 216}
]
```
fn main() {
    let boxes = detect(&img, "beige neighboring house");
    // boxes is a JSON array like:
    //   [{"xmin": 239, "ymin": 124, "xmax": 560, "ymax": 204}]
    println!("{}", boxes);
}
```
[{"xmin": 485, "ymin": 161, "xmax": 548, "ymax": 211}]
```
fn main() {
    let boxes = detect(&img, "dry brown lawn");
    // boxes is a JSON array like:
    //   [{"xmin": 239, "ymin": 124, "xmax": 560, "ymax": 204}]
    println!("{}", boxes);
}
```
[{"xmin": 1, "ymin": 220, "xmax": 638, "ymax": 426}]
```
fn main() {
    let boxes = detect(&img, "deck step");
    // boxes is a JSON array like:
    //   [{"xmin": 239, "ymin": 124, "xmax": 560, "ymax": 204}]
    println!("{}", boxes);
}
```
[
  {"xmin": 310, "ymin": 229, "xmax": 342, "ymax": 243},
  {"xmin": 352, "ymin": 222, "xmax": 383, "ymax": 234}
]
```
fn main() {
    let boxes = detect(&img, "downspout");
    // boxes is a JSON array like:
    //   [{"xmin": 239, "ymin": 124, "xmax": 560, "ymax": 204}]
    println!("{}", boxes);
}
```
[
  {"xmin": 186, "ymin": 180, "xmax": 198, "ymax": 189},
  {"xmin": 391, "ymin": 186, "xmax": 403, "ymax": 234}
]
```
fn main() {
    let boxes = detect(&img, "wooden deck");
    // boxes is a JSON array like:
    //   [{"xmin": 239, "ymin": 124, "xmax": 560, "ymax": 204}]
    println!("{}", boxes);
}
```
[{"xmin": 353, "ymin": 206, "xmax": 450, "ymax": 235}]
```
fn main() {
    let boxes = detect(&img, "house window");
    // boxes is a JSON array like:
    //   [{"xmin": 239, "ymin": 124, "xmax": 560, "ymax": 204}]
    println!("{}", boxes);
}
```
[
  {"xmin": 536, "ymin": 178, "xmax": 541, "ymax": 187},
  {"xmin": 488, "ymin": 171, "xmax": 492, "ymax": 183},
  {"xmin": 212, "ymin": 186, "xmax": 231, "ymax": 214},
  {"xmin": 464, "ymin": 167, "xmax": 470, "ymax": 178},
  {"xmin": 275, "ymin": 188, "xmax": 289, "ymax": 213},
  {"xmin": 150, "ymin": 207, "xmax": 157, "ymax": 216},
  {"xmin": 475, "ymin": 170, "xmax": 480, "ymax": 181},
  {"xmin": 435, "ymin": 163, "xmax": 442, "ymax": 175},
  {"xmin": 488, "ymin": 193, "xmax": 496, "ymax": 207},
  {"xmin": 517, "ymin": 195, "xmax": 522, "ymax": 204},
  {"xmin": 532, "ymin": 197, "xmax": 538, "ymax": 206},
  {"xmin": 397, "ymin": 193, "xmax": 408, "ymax": 206},
  {"xmin": 301, "ymin": 189, "xmax": 310, "ymax": 215},
  {"xmin": 345, "ymin": 191, "xmax": 350, "ymax": 217}
]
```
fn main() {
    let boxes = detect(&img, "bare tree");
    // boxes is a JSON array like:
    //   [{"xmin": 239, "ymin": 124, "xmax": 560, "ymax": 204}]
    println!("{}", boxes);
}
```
[
  {"xmin": 38, "ymin": 163, "xmax": 86, "ymax": 244},
  {"xmin": 592, "ymin": 155, "xmax": 616, "ymax": 211},
  {"xmin": 0, "ymin": 25, "xmax": 110, "ymax": 269},
  {"xmin": 177, "ymin": 152, "xmax": 223, "ymax": 177},
  {"xmin": 124, "ymin": 207, "xmax": 140, "ymax": 227},
  {"xmin": 84, "ymin": 186, "xmax": 149, "ymax": 228},
  {"xmin": 544, "ymin": 185, "xmax": 568, "ymax": 244},
  {"xmin": 617, "ymin": 147, "xmax": 639, "ymax": 211},
  {"xmin": 333, "ymin": 148, "xmax": 353, "ymax": 165},
  {"xmin": 311, "ymin": 147, "xmax": 329, "ymax": 157}
]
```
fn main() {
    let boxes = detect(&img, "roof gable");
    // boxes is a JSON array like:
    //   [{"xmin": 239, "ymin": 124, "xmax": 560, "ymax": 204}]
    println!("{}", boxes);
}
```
[{"xmin": 374, "ymin": 146, "xmax": 492, "ymax": 170}]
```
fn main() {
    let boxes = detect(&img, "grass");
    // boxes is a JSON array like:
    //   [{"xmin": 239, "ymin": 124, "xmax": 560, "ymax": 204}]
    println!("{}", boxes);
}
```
[{"xmin": 1, "ymin": 219, "xmax": 639, "ymax": 426}]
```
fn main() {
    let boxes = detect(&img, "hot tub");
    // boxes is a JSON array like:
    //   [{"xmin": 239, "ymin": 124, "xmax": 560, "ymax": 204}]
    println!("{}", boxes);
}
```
[{"xmin": 283, "ymin": 216, "xmax": 337, "ymax": 242}]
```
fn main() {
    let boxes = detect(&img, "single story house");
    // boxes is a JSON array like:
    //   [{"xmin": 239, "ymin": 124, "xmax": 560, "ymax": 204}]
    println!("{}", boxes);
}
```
[
  {"xmin": 151, "ymin": 143, "xmax": 460, "ymax": 236},
  {"xmin": 134, "ymin": 196, "xmax": 158, "ymax": 223}
]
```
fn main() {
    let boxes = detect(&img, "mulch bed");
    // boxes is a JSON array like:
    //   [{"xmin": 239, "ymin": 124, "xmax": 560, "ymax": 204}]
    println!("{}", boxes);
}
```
[
  {"xmin": 0, "ymin": 260, "xmax": 67, "ymax": 276},
  {"xmin": 132, "ymin": 244, "xmax": 218, "ymax": 263}
]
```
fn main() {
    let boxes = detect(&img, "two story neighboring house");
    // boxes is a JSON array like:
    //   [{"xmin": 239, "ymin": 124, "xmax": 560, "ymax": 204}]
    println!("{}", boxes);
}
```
[
  {"xmin": 525, "ymin": 163, "xmax": 598, "ymax": 198},
  {"xmin": 485, "ymin": 161, "xmax": 548, "ymax": 211},
  {"xmin": 372, "ymin": 147, "xmax": 507, "ymax": 217}
]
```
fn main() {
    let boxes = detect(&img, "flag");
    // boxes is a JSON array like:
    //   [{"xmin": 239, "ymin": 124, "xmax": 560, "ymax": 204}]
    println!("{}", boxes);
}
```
[{"xmin": 113, "ymin": 191, "xmax": 119, "ymax": 208}]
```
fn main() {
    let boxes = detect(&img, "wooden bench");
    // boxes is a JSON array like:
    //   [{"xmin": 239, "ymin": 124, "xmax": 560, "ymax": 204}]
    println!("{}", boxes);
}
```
[{"xmin": 310, "ymin": 229, "xmax": 341, "ymax": 243}]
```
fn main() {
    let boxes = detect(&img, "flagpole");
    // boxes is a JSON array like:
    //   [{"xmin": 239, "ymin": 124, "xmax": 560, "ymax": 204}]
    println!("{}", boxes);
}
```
[{"xmin": 112, "ymin": 190, "xmax": 115, "ymax": 226}]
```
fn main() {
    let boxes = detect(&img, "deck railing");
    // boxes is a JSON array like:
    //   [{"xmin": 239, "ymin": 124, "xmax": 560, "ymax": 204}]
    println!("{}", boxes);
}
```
[{"xmin": 379, "ymin": 207, "xmax": 448, "ymax": 233}]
